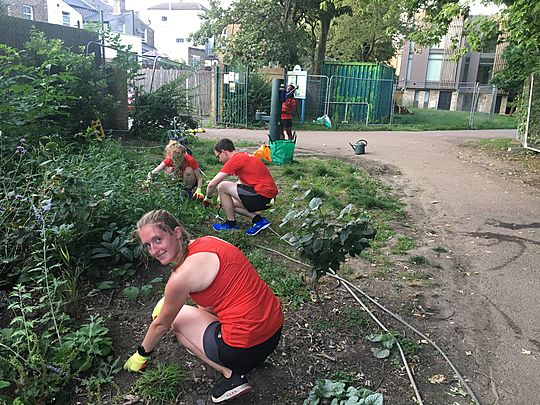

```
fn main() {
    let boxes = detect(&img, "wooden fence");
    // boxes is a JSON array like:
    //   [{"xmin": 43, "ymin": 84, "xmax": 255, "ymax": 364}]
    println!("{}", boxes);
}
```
[{"xmin": 136, "ymin": 68, "xmax": 213, "ymax": 119}]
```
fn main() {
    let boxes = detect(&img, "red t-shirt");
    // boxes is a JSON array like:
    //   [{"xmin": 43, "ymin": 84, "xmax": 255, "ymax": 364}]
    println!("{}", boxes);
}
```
[
  {"xmin": 163, "ymin": 153, "xmax": 199, "ymax": 171},
  {"xmin": 281, "ymin": 98, "xmax": 296, "ymax": 120},
  {"xmin": 220, "ymin": 152, "xmax": 278, "ymax": 198},
  {"xmin": 188, "ymin": 236, "xmax": 284, "ymax": 348}
]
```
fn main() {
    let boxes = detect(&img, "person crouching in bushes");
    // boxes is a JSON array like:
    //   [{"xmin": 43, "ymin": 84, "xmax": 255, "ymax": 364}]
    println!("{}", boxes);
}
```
[
  {"xmin": 124, "ymin": 209, "xmax": 284, "ymax": 403},
  {"xmin": 147, "ymin": 140, "xmax": 204, "ymax": 200}
]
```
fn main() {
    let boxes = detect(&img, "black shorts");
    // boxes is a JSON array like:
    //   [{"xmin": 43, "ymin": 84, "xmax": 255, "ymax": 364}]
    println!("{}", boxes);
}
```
[
  {"xmin": 281, "ymin": 119, "xmax": 293, "ymax": 128},
  {"xmin": 203, "ymin": 321, "xmax": 282, "ymax": 374},
  {"xmin": 237, "ymin": 184, "xmax": 272, "ymax": 213}
]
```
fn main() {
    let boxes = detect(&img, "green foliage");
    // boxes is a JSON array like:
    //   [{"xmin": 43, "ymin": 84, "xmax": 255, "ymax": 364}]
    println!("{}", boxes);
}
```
[
  {"xmin": 122, "ymin": 277, "xmax": 162, "ymax": 303},
  {"xmin": 366, "ymin": 332, "xmax": 397, "ymax": 359},
  {"xmin": 0, "ymin": 31, "xmax": 116, "ymax": 141},
  {"xmin": 280, "ymin": 191, "xmax": 376, "ymax": 282},
  {"xmin": 190, "ymin": 0, "xmax": 309, "ymax": 69},
  {"xmin": 134, "ymin": 363, "xmax": 186, "ymax": 403},
  {"xmin": 246, "ymin": 250, "xmax": 310, "ymax": 309},
  {"xmin": 327, "ymin": 0, "xmax": 409, "ymax": 63},
  {"xmin": 130, "ymin": 76, "xmax": 196, "ymax": 138},
  {"xmin": 54, "ymin": 315, "xmax": 113, "ymax": 372},
  {"xmin": 391, "ymin": 235, "xmax": 416, "ymax": 254},
  {"xmin": 304, "ymin": 379, "xmax": 383, "ymax": 404},
  {"xmin": 247, "ymin": 73, "xmax": 272, "ymax": 125}
]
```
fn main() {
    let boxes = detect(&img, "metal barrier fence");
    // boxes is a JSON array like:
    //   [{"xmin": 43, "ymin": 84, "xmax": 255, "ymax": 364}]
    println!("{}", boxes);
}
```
[
  {"xmin": 303, "ymin": 75, "xmax": 394, "ymax": 125},
  {"xmin": 213, "ymin": 65, "xmax": 249, "ymax": 128},
  {"xmin": 521, "ymin": 73, "xmax": 540, "ymax": 152}
]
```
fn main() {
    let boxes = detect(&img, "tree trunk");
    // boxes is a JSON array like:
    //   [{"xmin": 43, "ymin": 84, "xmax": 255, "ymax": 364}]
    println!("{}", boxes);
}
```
[{"xmin": 314, "ymin": 15, "xmax": 331, "ymax": 75}]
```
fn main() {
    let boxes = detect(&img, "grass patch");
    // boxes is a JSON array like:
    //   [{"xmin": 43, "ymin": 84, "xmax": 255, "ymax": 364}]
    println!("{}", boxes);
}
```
[
  {"xmin": 246, "ymin": 249, "xmax": 310, "ymax": 309},
  {"xmin": 391, "ymin": 235, "xmax": 416, "ymax": 254},
  {"xmin": 134, "ymin": 363, "xmax": 186, "ymax": 403},
  {"xmin": 295, "ymin": 108, "xmax": 516, "ymax": 132}
]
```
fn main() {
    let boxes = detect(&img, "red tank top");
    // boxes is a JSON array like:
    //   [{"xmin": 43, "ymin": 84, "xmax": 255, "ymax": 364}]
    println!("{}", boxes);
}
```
[{"xmin": 188, "ymin": 236, "xmax": 284, "ymax": 348}]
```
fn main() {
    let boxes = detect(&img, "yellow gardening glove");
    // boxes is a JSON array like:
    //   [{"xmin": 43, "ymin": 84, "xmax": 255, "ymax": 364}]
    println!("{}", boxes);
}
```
[
  {"xmin": 123, "ymin": 351, "xmax": 150, "ymax": 372},
  {"xmin": 192, "ymin": 187, "xmax": 204, "ymax": 201},
  {"xmin": 152, "ymin": 296, "xmax": 165, "ymax": 320}
]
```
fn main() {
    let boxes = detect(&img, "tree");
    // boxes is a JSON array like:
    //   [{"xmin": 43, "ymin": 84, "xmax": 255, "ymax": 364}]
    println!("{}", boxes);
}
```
[
  {"xmin": 297, "ymin": 0, "xmax": 352, "ymax": 74},
  {"xmin": 190, "ymin": 0, "xmax": 308, "ymax": 69},
  {"xmin": 327, "ymin": 0, "xmax": 409, "ymax": 63}
]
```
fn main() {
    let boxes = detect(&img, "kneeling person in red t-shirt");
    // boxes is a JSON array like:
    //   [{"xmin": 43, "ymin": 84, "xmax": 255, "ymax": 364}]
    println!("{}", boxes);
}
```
[
  {"xmin": 204, "ymin": 138, "xmax": 278, "ymax": 236},
  {"xmin": 147, "ymin": 140, "xmax": 204, "ymax": 200},
  {"xmin": 124, "ymin": 210, "xmax": 284, "ymax": 403}
]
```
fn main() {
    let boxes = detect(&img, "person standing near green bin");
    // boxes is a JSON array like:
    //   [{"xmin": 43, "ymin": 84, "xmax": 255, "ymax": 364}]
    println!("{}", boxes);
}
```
[
  {"xmin": 204, "ymin": 138, "xmax": 278, "ymax": 236},
  {"xmin": 280, "ymin": 84, "xmax": 297, "ymax": 140}
]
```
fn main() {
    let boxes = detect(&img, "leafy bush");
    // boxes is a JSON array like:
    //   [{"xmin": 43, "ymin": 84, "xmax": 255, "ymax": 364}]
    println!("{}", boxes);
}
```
[
  {"xmin": 247, "ymin": 72, "xmax": 272, "ymax": 125},
  {"xmin": 130, "ymin": 77, "xmax": 196, "ymax": 138},
  {"xmin": 0, "ymin": 31, "xmax": 116, "ymax": 142},
  {"xmin": 280, "ymin": 191, "xmax": 376, "ymax": 282}
]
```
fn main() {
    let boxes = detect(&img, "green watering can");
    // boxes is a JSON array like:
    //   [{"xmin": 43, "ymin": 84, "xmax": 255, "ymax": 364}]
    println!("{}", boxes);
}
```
[{"xmin": 349, "ymin": 139, "xmax": 367, "ymax": 155}]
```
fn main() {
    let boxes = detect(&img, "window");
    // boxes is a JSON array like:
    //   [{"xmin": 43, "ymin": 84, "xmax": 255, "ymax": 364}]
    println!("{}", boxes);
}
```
[
  {"xmin": 161, "ymin": 16, "xmax": 167, "ymax": 21},
  {"xmin": 459, "ymin": 55, "xmax": 470, "ymax": 84},
  {"xmin": 120, "ymin": 23, "xmax": 126, "ymax": 34},
  {"xmin": 406, "ymin": 53, "xmax": 413, "ymax": 80},
  {"xmin": 176, "ymin": 38, "xmax": 184, "ymax": 43},
  {"xmin": 62, "ymin": 11, "xmax": 70, "ymax": 26},
  {"xmin": 476, "ymin": 57, "xmax": 494, "ymax": 84},
  {"xmin": 140, "ymin": 28, "xmax": 147, "ymax": 43},
  {"xmin": 22, "ymin": 5, "xmax": 33, "ymax": 20},
  {"xmin": 426, "ymin": 52, "xmax": 443, "ymax": 82}
]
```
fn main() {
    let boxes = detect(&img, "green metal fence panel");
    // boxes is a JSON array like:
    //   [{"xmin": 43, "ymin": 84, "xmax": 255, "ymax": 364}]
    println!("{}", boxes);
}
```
[
  {"xmin": 323, "ymin": 62, "xmax": 395, "ymax": 124},
  {"xmin": 215, "ymin": 65, "xmax": 249, "ymax": 128}
]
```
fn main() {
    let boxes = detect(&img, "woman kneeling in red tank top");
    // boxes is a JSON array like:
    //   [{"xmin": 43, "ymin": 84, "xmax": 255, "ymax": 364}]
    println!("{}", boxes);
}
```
[{"xmin": 123, "ymin": 209, "xmax": 284, "ymax": 403}]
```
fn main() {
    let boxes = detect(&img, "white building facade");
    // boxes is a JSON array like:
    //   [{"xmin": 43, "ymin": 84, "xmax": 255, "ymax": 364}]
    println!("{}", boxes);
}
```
[
  {"xmin": 135, "ymin": 2, "xmax": 207, "ymax": 64},
  {"xmin": 46, "ymin": 0, "xmax": 84, "ymax": 28}
]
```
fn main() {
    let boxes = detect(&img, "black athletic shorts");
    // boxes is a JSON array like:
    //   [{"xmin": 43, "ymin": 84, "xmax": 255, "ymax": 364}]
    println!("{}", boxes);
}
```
[
  {"xmin": 203, "ymin": 321, "xmax": 282, "ymax": 374},
  {"xmin": 237, "ymin": 184, "xmax": 272, "ymax": 213},
  {"xmin": 281, "ymin": 119, "xmax": 293, "ymax": 128}
]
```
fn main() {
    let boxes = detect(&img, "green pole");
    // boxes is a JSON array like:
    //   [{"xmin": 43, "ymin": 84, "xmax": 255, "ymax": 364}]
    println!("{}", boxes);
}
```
[{"xmin": 269, "ymin": 78, "xmax": 282, "ymax": 142}]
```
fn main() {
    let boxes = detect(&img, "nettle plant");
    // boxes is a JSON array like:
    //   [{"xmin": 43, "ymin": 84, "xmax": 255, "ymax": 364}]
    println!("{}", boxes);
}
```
[{"xmin": 280, "ymin": 189, "xmax": 376, "ymax": 283}]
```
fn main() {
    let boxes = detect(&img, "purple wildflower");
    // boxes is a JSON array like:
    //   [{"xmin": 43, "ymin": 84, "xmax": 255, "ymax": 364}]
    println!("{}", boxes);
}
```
[
  {"xmin": 15, "ymin": 145, "xmax": 27, "ymax": 154},
  {"xmin": 42, "ymin": 200, "xmax": 52, "ymax": 212},
  {"xmin": 15, "ymin": 194, "xmax": 23, "ymax": 200},
  {"xmin": 19, "ymin": 138, "xmax": 27, "ymax": 144},
  {"xmin": 33, "ymin": 206, "xmax": 42, "ymax": 222}
]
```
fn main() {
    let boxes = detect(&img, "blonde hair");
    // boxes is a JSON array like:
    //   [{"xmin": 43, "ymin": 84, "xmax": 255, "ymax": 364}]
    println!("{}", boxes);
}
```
[
  {"xmin": 137, "ymin": 210, "xmax": 190, "ymax": 254},
  {"xmin": 165, "ymin": 141, "xmax": 186, "ymax": 179}
]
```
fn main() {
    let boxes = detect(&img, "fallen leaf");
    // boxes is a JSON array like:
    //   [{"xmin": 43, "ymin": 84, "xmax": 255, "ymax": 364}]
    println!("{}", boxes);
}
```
[
  {"xmin": 429, "ymin": 374, "xmax": 446, "ymax": 384},
  {"xmin": 521, "ymin": 348, "xmax": 532, "ymax": 355}
]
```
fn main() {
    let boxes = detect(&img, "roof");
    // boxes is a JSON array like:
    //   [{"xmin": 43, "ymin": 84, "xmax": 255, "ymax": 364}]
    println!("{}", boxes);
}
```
[
  {"xmin": 148, "ymin": 2, "xmax": 208, "ymax": 11},
  {"xmin": 64, "ymin": 0, "xmax": 112, "ymax": 12}
]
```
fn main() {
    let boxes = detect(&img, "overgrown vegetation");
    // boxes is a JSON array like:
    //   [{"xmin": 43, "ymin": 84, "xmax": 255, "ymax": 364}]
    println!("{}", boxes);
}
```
[{"xmin": 0, "ymin": 28, "xmax": 421, "ymax": 402}]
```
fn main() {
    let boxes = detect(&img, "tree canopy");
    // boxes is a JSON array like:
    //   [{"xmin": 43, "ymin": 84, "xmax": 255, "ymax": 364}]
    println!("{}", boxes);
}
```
[{"xmin": 190, "ymin": 0, "xmax": 404, "ymax": 73}]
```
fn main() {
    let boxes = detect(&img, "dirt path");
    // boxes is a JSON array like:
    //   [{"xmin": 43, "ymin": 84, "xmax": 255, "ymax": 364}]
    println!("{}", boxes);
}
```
[{"xmin": 201, "ymin": 128, "xmax": 540, "ymax": 404}]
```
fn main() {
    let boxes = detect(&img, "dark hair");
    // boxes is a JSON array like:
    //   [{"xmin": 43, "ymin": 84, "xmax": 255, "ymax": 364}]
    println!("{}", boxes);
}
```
[{"xmin": 214, "ymin": 138, "xmax": 235, "ymax": 153}]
